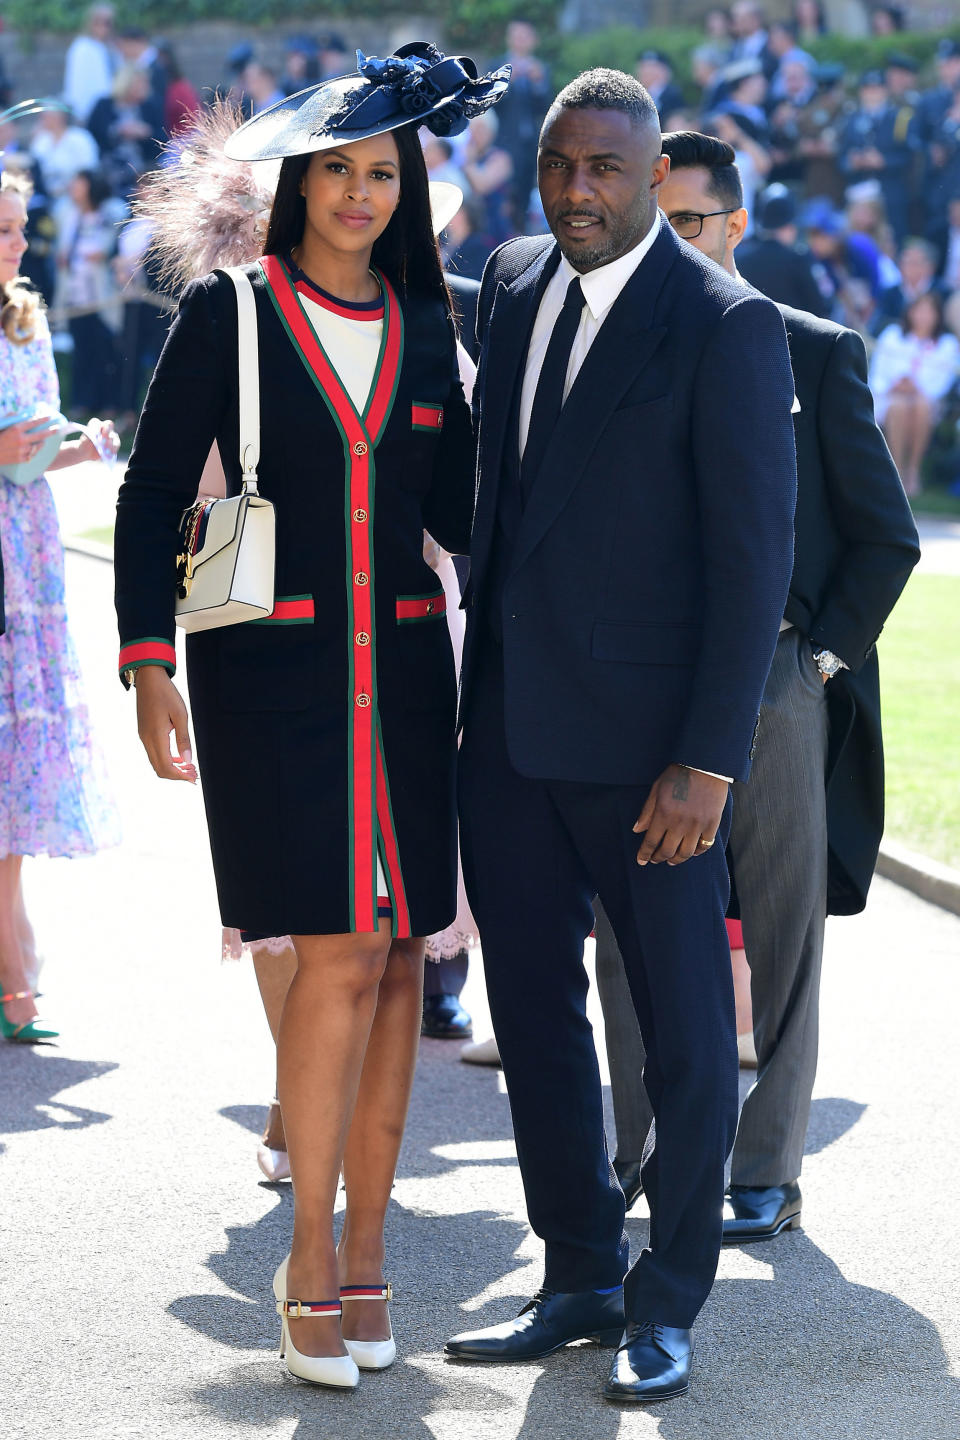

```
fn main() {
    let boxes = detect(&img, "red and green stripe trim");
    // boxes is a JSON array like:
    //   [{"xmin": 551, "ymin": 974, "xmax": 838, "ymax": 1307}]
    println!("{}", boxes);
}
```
[
  {"xmin": 250, "ymin": 594, "xmax": 315, "ymax": 626},
  {"xmin": 294, "ymin": 284, "xmax": 385, "ymax": 322},
  {"xmin": 119, "ymin": 637, "xmax": 176, "ymax": 675},
  {"xmin": 396, "ymin": 590, "xmax": 446, "ymax": 623},
  {"xmin": 412, "ymin": 401, "xmax": 444, "ymax": 432},
  {"xmin": 375, "ymin": 721, "xmax": 411, "ymax": 938},
  {"xmin": 260, "ymin": 253, "xmax": 405, "ymax": 935}
]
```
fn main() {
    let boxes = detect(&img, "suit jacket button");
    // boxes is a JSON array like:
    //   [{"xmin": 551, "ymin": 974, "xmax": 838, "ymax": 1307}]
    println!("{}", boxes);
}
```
[
  {"xmin": 356, "ymin": 631, "xmax": 370, "ymax": 646},
  {"xmin": 355, "ymin": 571, "xmax": 369, "ymax": 586},
  {"xmin": 353, "ymin": 441, "xmax": 368, "ymax": 457},
  {"xmin": 356, "ymin": 692, "xmax": 371, "ymax": 708},
  {"xmin": 353, "ymin": 507, "xmax": 368, "ymax": 523}
]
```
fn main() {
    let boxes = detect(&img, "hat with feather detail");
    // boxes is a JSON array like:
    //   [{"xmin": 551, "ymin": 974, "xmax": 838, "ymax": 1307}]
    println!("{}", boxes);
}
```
[{"xmin": 224, "ymin": 41, "xmax": 511, "ymax": 163}]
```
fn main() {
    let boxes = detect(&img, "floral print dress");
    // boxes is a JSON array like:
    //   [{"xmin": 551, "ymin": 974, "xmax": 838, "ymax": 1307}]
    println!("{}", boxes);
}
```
[{"xmin": 0, "ymin": 312, "xmax": 117, "ymax": 857}]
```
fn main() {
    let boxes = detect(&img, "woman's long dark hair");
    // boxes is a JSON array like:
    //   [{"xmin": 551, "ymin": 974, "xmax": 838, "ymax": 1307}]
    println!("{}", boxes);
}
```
[
  {"xmin": 263, "ymin": 122, "xmax": 450, "ymax": 312},
  {"xmin": 903, "ymin": 290, "xmax": 946, "ymax": 341}
]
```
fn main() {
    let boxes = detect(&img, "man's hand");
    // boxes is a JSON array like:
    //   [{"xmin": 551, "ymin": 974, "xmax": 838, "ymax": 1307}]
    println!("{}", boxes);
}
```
[
  {"xmin": 134, "ymin": 665, "xmax": 198, "ymax": 783},
  {"xmin": 633, "ymin": 764, "xmax": 728, "ymax": 867}
]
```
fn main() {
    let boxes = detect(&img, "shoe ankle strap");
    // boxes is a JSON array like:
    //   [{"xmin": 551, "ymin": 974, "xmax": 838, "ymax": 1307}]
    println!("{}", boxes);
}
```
[
  {"xmin": 277, "ymin": 1299, "xmax": 341, "ymax": 1318},
  {"xmin": 1, "ymin": 991, "xmax": 32, "ymax": 1003},
  {"xmin": 340, "ymin": 1284, "xmax": 392, "ymax": 1301}
]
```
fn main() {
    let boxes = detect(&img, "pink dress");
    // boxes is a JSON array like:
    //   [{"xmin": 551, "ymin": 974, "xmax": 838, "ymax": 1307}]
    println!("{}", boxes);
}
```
[{"xmin": 0, "ymin": 315, "xmax": 118, "ymax": 858}]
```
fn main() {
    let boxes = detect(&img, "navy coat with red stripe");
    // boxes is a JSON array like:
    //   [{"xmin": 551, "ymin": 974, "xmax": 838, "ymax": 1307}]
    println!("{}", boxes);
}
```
[{"xmin": 114, "ymin": 260, "xmax": 474, "ymax": 938}]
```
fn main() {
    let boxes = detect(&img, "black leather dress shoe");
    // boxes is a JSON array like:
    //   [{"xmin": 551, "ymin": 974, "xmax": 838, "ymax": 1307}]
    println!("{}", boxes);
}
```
[
  {"xmin": 613, "ymin": 1158, "xmax": 644, "ymax": 1212},
  {"xmin": 604, "ymin": 1322, "xmax": 693, "ymax": 1403},
  {"xmin": 444, "ymin": 1287, "xmax": 625, "ymax": 1362},
  {"xmin": 421, "ymin": 993, "xmax": 473, "ymax": 1039},
  {"xmin": 721, "ymin": 1181, "xmax": 802, "ymax": 1244}
]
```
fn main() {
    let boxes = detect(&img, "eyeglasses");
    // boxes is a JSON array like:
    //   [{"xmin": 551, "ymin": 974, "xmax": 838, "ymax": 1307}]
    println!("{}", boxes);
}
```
[{"xmin": 666, "ymin": 209, "xmax": 737, "ymax": 240}]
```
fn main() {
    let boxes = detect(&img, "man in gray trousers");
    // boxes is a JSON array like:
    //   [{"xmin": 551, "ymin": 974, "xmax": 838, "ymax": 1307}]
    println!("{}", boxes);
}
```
[{"xmin": 596, "ymin": 130, "xmax": 920, "ymax": 1243}]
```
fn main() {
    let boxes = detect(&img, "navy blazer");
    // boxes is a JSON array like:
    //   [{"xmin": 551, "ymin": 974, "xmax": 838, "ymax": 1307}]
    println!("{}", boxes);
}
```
[{"xmin": 461, "ymin": 222, "xmax": 798, "ymax": 787}]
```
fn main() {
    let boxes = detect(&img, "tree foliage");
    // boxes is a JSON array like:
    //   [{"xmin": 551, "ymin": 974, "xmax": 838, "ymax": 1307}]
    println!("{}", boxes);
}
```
[{"xmin": 4, "ymin": 0, "xmax": 562, "ymax": 50}]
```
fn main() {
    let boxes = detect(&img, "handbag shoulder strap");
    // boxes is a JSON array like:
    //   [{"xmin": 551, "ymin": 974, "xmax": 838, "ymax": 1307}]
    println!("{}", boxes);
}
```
[{"xmin": 222, "ymin": 266, "xmax": 260, "ymax": 493}]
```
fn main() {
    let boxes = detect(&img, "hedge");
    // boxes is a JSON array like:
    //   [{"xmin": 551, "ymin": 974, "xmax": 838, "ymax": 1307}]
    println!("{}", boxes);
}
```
[
  {"xmin": 3, "ymin": 0, "xmax": 562, "ymax": 51},
  {"xmin": 551, "ymin": 24, "xmax": 960, "ymax": 93}
]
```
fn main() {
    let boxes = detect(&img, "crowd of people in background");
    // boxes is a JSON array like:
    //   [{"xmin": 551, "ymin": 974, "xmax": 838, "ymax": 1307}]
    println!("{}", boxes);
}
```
[{"xmin": 1, "ymin": 1, "xmax": 960, "ymax": 492}]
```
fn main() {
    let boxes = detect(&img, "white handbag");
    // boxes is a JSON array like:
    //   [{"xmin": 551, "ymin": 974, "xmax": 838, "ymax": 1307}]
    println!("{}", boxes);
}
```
[{"xmin": 174, "ymin": 267, "xmax": 276, "ymax": 632}]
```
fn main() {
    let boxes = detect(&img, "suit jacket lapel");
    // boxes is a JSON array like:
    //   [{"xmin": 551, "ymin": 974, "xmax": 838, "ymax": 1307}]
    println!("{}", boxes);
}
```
[
  {"xmin": 479, "ymin": 243, "xmax": 560, "ymax": 483},
  {"xmin": 511, "ymin": 224, "xmax": 678, "ymax": 571},
  {"xmin": 472, "ymin": 242, "xmax": 560, "ymax": 569}
]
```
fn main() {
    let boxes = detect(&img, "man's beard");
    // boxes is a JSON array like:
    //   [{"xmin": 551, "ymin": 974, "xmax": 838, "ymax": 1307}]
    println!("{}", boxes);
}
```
[{"xmin": 553, "ymin": 209, "xmax": 647, "ymax": 271}]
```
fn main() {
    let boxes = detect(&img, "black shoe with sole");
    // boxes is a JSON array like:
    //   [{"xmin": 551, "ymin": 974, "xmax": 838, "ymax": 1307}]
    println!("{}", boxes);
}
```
[
  {"xmin": 604, "ymin": 1323, "xmax": 692, "ymax": 1403},
  {"xmin": 421, "ymin": 993, "xmax": 473, "ymax": 1039},
  {"xmin": 445, "ymin": 1287, "xmax": 625, "ymax": 1362},
  {"xmin": 721, "ymin": 1181, "xmax": 802, "ymax": 1244},
  {"xmin": 613, "ymin": 1158, "xmax": 644, "ymax": 1212}
]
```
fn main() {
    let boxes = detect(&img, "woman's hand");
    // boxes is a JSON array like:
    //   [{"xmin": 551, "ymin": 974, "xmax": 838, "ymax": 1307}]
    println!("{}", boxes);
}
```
[
  {"xmin": 50, "ymin": 417, "xmax": 122, "ymax": 470},
  {"xmin": 134, "ymin": 666, "xmax": 198, "ymax": 783},
  {"xmin": 0, "ymin": 419, "xmax": 60, "ymax": 468},
  {"xmin": 78, "ymin": 417, "xmax": 121, "ymax": 464}
]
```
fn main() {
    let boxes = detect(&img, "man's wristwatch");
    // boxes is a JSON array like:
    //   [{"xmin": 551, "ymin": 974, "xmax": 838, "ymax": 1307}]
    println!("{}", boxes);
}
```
[{"xmin": 811, "ymin": 646, "xmax": 843, "ymax": 679}]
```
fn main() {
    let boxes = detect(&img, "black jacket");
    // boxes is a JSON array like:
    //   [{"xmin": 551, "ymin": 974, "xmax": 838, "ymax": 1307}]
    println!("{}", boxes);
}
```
[
  {"xmin": 738, "ymin": 236, "xmax": 831, "ymax": 318},
  {"xmin": 777, "ymin": 303, "xmax": 919, "ymax": 912},
  {"xmin": 461, "ymin": 224, "xmax": 798, "ymax": 786}
]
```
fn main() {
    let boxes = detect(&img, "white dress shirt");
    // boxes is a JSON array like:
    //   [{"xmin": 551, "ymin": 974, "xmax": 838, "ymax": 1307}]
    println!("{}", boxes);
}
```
[{"xmin": 519, "ymin": 213, "xmax": 661, "ymax": 457}]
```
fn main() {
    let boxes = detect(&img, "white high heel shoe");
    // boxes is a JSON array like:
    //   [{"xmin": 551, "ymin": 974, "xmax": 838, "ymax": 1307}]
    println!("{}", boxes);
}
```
[
  {"xmin": 257, "ymin": 1103, "xmax": 291, "ymax": 1182},
  {"xmin": 257, "ymin": 1144, "xmax": 291, "ymax": 1182},
  {"xmin": 339, "ymin": 1285, "xmax": 396, "ymax": 1371},
  {"xmin": 274, "ymin": 1257, "xmax": 395, "ymax": 1371},
  {"xmin": 272, "ymin": 1258, "xmax": 359, "ymax": 1389}
]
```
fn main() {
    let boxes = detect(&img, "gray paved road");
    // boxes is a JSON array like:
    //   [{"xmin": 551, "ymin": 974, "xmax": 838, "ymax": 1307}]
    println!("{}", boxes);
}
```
[{"xmin": 2, "ymin": 552, "xmax": 959, "ymax": 1440}]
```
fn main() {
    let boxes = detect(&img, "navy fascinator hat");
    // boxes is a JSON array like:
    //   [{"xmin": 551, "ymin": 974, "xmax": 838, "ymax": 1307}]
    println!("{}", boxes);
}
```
[{"xmin": 224, "ymin": 41, "xmax": 511, "ymax": 163}]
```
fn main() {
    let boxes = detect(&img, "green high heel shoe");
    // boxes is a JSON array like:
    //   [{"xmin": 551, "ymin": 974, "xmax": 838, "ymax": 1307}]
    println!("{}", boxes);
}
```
[{"xmin": 0, "ymin": 990, "xmax": 59, "ymax": 1044}]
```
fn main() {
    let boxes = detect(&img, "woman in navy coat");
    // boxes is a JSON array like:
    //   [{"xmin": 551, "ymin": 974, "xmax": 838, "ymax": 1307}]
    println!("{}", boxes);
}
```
[{"xmin": 114, "ymin": 46, "xmax": 508, "ymax": 1388}]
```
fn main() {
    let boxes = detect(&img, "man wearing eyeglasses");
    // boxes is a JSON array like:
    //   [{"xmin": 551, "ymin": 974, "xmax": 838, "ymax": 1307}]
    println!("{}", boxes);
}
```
[{"xmin": 595, "ymin": 130, "xmax": 919, "ymax": 1249}]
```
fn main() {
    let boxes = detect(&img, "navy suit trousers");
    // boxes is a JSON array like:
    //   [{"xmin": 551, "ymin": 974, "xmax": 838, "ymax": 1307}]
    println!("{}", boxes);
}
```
[{"xmin": 459, "ymin": 642, "xmax": 739, "ymax": 1327}]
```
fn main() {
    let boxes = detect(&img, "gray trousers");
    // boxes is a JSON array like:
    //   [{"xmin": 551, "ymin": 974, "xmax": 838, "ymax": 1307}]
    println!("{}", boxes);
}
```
[{"xmin": 596, "ymin": 629, "xmax": 829, "ymax": 1187}]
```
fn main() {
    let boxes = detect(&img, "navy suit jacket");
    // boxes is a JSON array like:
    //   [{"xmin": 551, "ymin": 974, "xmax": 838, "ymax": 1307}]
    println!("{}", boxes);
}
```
[{"xmin": 460, "ymin": 222, "xmax": 798, "ymax": 787}]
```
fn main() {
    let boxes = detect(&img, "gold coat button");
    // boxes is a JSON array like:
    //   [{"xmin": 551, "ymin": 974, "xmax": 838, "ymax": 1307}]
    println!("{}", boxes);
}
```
[
  {"xmin": 353, "ymin": 441, "xmax": 368, "ymax": 457},
  {"xmin": 426, "ymin": 600, "xmax": 435, "ymax": 614},
  {"xmin": 356, "ymin": 631, "xmax": 370, "ymax": 647},
  {"xmin": 353, "ymin": 507, "xmax": 368, "ymax": 523},
  {"xmin": 356, "ymin": 692, "xmax": 371, "ymax": 708},
  {"xmin": 354, "ymin": 571, "xmax": 369, "ymax": 586}
]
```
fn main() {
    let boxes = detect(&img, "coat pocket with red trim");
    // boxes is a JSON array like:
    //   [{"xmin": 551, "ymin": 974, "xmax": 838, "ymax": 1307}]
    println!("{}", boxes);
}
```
[
  {"xmin": 411, "ymin": 401, "xmax": 444, "ymax": 433},
  {"xmin": 396, "ymin": 589, "xmax": 446, "ymax": 623},
  {"xmin": 249, "ymin": 594, "xmax": 315, "ymax": 626}
]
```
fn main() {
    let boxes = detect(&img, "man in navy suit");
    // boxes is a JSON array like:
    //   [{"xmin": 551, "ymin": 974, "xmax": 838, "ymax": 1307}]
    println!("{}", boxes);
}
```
[{"xmin": 445, "ymin": 69, "xmax": 798, "ymax": 1403}]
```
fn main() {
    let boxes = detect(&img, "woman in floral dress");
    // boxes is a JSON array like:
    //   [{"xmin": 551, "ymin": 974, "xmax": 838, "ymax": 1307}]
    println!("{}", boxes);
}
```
[{"xmin": 0, "ymin": 171, "xmax": 118, "ymax": 1043}]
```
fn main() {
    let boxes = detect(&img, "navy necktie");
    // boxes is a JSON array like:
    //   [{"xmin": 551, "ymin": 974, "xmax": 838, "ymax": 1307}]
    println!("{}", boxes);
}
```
[{"xmin": 521, "ymin": 275, "xmax": 584, "ymax": 504}]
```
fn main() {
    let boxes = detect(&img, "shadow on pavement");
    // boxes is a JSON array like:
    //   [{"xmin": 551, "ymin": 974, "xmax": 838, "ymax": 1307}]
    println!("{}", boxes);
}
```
[
  {"xmin": 0, "ymin": 1050, "xmax": 115, "ymax": 1152},
  {"xmin": 173, "ymin": 1046, "xmax": 532, "ymax": 1434},
  {"xmin": 220, "ymin": 1103, "xmax": 269, "ymax": 1137},
  {"xmin": 166, "ymin": 1047, "xmax": 955, "ymax": 1438},
  {"xmin": 804, "ymin": 1096, "xmax": 868, "ymax": 1156}
]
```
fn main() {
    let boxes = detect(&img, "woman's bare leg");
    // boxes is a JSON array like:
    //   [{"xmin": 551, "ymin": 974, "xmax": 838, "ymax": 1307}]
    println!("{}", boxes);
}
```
[
  {"xmin": 903, "ymin": 395, "xmax": 933, "ymax": 494},
  {"xmin": 14, "ymin": 873, "xmax": 40, "ymax": 991},
  {"xmin": 338, "ymin": 936, "xmax": 425, "ymax": 1342},
  {"xmin": 279, "ymin": 924, "xmax": 392, "ymax": 1359},
  {"xmin": 731, "ymin": 945, "xmax": 753, "ymax": 1038},
  {"xmin": 881, "ymin": 396, "xmax": 911, "ymax": 485},
  {"xmin": 253, "ymin": 943, "xmax": 297, "ymax": 1150},
  {"xmin": 0, "ymin": 856, "xmax": 36, "ymax": 1029}
]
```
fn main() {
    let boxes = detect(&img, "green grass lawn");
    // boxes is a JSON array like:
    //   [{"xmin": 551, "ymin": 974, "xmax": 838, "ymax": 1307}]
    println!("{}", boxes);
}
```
[
  {"xmin": 879, "ymin": 573, "xmax": 960, "ymax": 869},
  {"xmin": 78, "ymin": 525, "xmax": 114, "ymax": 547}
]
